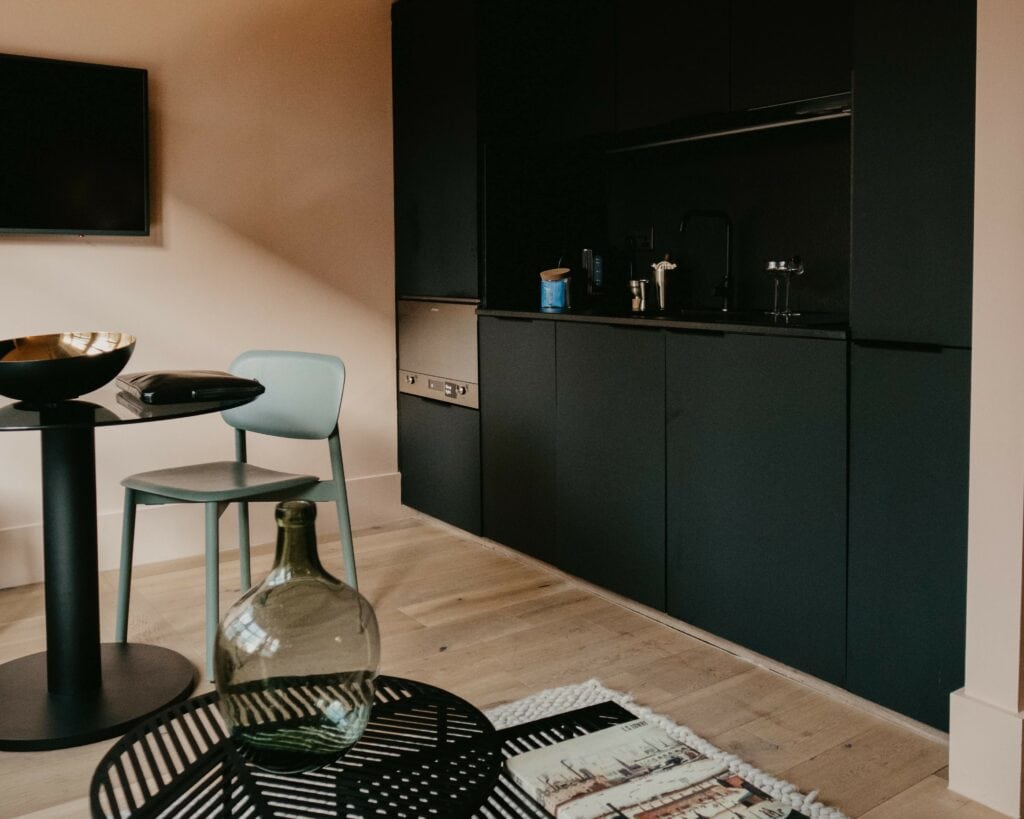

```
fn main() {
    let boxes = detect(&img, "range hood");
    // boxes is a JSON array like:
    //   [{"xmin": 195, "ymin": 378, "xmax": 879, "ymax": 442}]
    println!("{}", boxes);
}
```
[{"xmin": 608, "ymin": 93, "xmax": 852, "ymax": 155}]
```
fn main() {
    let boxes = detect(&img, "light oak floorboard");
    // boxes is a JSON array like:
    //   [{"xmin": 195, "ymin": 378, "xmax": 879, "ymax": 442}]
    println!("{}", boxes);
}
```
[
  {"xmin": 860, "ymin": 775, "xmax": 1004, "ymax": 818},
  {"xmin": 0, "ymin": 517, "xmax": 998, "ymax": 817}
]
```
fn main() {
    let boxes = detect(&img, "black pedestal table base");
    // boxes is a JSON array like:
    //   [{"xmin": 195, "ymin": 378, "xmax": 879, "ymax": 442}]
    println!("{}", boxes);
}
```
[
  {"xmin": 0, "ymin": 389, "xmax": 255, "ymax": 751},
  {"xmin": 0, "ymin": 643, "xmax": 196, "ymax": 751}
]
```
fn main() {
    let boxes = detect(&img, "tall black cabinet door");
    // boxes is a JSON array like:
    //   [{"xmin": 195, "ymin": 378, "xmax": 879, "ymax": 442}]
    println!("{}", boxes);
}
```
[
  {"xmin": 666, "ymin": 332, "xmax": 847, "ymax": 684},
  {"xmin": 398, "ymin": 394, "xmax": 481, "ymax": 535},
  {"xmin": 730, "ymin": 0, "xmax": 852, "ymax": 111},
  {"xmin": 479, "ymin": 0, "xmax": 614, "ymax": 143},
  {"xmin": 556, "ymin": 323, "xmax": 666, "ymax": 610},
  {"xmin": 850, "ymin": 0, "xmax": 975, "ymax": 346},
  {"xmin": 479, "ymin": 317, "xmax": 558, "ymax": 564},
  {"xmin": 847, "ymin": 344, "xmax": 970, "ymax": 730},
  {"xmin": 614, "ymin": 0, "xmax": 730, "ymax": 132},
  {"xmin": 392, "ymin": 0, "xmax": 478, "ymax": 298}
]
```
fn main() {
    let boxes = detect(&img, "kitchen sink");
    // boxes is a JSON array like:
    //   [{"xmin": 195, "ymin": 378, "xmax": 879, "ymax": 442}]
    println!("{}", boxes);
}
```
[{"xmin": 679, "ymin": 309, "xmax": 766, "ymax": 320}]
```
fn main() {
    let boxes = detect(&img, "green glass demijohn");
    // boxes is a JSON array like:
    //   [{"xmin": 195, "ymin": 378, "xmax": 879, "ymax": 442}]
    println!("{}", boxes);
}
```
[{"xmin": 214, "ymin": 500, "xmax": 380, "ymax": 773}]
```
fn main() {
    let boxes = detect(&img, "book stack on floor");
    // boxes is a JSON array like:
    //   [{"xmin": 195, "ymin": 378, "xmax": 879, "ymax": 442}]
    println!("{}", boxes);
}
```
[{"xmin": 506, "ymin": 719, "xmax": 807, "ymax": 819}]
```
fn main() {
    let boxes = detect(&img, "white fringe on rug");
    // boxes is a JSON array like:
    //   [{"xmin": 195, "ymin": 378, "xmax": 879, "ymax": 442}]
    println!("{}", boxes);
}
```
[{"xmin": 485, "ymin": 678, "xmax": 848, "ymax": 819}]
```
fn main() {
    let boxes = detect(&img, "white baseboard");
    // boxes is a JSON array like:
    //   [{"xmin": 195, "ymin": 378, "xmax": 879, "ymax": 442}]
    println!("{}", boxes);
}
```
[
  {"xmin": 0, "ymin": 471, "xmax": 403, "ymax": 590},
  {"xmin": 949, "ymin": 688, "xmax": 1024, "ymax": 817}
]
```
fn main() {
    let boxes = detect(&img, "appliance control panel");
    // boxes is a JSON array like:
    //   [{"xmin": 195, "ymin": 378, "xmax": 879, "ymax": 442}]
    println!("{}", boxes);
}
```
[{"xmin": 399, "ymin": 370, "xmax": 479, "ymax": 409}]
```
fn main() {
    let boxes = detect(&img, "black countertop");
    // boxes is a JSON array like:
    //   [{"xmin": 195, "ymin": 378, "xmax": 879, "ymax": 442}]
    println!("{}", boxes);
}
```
[{"xmin": 477, "ymin": 305, "xmax": 849, "ymax": 340}]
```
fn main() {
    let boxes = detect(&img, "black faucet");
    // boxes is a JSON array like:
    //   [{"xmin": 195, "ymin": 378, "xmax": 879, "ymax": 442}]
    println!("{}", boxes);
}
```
[{"xmin": 678, "ymin": 210, "xmax": 733, "ymax": 312}]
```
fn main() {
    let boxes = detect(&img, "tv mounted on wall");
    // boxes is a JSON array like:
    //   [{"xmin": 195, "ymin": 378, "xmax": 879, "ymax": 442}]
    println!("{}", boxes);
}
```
[{"xmin": 0, "ymin": 53, "xmax": 149, "ymax": 236}]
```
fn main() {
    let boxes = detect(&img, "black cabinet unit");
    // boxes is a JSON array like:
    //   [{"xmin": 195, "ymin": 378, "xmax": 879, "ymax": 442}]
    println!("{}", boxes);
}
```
[
  {"xmin": 556, "ymin": 323, "xmax": 666, "ymax": 610},
  {"xmin": 395, "ymin": 0, "xmax": 973, "ymax": 734},
  {"xmin": 398, "ymin": 394, "xmax": 481, "ymax": 535},
  {"xmin": 479, "ymin": 317, "xmax": 558, "ymax": 564},
  {"xmin": 614, "ymin": 0, "xmax": 730, "ymax": 132},
  {"xmin": 850, "ymin": 0, "xmax": 975, "ymax": 347},
  {"xmin": 730, "ymin": 0, "xmax": 852, "ymax": 111},
  {"xmin": 392, "ymin": 0, "xmax": 479, "ymax": 298},
  {"xmin": 666, "ymin": 331, "xmax": 847, "ymax": 683},
  {"xmin": 847, "ymin": 343, "xmax": 969, "ymax": 731},
  {"xmin": 479, "ymin": 0, "xmax": 615, "ymax": 143}
]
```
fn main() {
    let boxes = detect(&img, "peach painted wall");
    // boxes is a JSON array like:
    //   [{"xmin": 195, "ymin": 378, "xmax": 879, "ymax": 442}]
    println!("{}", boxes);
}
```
[
  {"xmin": 948, "ymin": 1, "xmax": 1024, "ymax": 814},
  {"xmin": 0, "ymin": 0, "xmax": 402, "ymax": 588},
  {"xmin": 963, "ymin": 0, "xmax": 1024, "ymax": 711}
]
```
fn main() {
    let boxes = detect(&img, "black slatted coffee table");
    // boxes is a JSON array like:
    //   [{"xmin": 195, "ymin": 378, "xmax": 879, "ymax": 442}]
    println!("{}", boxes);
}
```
[{"xmin": 89, "ymin": 675, "xmax": 636, "ymax": 818}]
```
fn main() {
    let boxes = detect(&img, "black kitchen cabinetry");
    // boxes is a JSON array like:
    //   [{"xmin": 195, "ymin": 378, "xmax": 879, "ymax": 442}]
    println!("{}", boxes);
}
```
[
  {"xmin": 398, "ymin": 0, "xmax": 974, "ymax": 734},
  {"xmin": 614, "ymin": 0, "xmax": 730, "ymax": 132},
  {"xmin": 850, "ymin": 0, "xmax": 975, "ymax": 347},
  {"xmin": 398, "ymin": 394, "xmax": 481, "ymax": 535},
  {"xmin": 479, "ymin": 317, "xmax": 558, "ymax": 564},
  {"xmin": 847, "ymin": 344, "xmax": 970, "ymax": 731},
  {"xmin": 666, "ymin": 331, "xmax": 847, "ymax": 683},
  {"xmin": 846, "ymin": 1, "xmax": 974, "ymax": 730},
  {"xmin": 613, "ymin": 0, "xmax": 850, "ymax": 135},
  {"xmin": 479, "ymin": 0, "xmax": 614, "ymax": 143},
  {"xmin": 556, "ymin": 323, "xmax": 666, "ymax": 610},
  {"xmin": 730, "ymin": 0, "xmax": 852, "ymax": 111},
  {"xmin": 392, "ymin": 0, "xmax": 479, "ymax": 299}
]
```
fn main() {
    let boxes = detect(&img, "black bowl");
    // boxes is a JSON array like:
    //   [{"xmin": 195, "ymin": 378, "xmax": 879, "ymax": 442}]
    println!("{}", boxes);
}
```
[{"xmin": 0, "ymin": 332, "xmax": 136, "ymax": 404}]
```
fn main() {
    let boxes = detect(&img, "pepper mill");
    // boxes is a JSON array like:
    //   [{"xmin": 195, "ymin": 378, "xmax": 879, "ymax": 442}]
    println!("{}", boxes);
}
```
[{"xmin": 651, "ymin": 257, "xmax": 677, "ymax": 311}]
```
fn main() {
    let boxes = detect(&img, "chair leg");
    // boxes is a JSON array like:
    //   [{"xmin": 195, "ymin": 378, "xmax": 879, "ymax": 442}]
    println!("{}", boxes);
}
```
[
  {"xmin": 334, "ymin": 485, "xmax": 358, "ymax": 590},
  {"xmin": 205, "ymin": 501, "xmax": 221, "ymax": 683},
  {"xmin": 238, "ymin": 501, "xmax": 251, "ymax": 591},
  {"xmin": 329, "ymin": 430, "xmax": 358, "ymax": 589},
  {"xmin": 114, "ymin": 489, "xmax": 137, "ymax": 643}
]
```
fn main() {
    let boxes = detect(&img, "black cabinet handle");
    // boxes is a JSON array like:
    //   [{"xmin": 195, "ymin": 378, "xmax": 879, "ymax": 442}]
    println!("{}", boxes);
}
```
[
  {"xmin": 665, "ymin": 328, "xmax": 727, "ymax": 338},
  {"xmin": 852, "ymin": 340, "xmax": 946, "ymax": 354}
]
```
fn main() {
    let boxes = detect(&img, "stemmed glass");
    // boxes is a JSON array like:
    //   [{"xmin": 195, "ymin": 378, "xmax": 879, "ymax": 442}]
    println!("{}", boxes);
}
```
[{"xmin": 766, "ymin": 257, "xmax": 804, "ymax": 319}]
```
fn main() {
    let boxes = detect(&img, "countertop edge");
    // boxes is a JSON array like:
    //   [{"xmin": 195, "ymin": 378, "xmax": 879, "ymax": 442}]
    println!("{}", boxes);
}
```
[{"xmin": 476, "ymin": 308, "xmax": 850, "ymax": 340}]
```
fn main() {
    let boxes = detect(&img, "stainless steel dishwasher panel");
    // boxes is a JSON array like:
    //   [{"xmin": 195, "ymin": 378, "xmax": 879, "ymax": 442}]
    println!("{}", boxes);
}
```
[{"xmin": 397, "ymin": 299, "xmax": 479, "ymax": 409}]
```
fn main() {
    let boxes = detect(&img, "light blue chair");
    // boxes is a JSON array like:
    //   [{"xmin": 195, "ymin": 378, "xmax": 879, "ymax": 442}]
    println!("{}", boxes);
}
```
[{"xmin": 114, "ymin": 349, "xmax": 358, "ymax": 680}]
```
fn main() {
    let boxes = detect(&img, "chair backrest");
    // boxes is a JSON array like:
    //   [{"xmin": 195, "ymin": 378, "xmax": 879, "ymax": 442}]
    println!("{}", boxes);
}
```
[{"xmin": 221, "ymin": 350, "xmax": 345, "ymax": 440}]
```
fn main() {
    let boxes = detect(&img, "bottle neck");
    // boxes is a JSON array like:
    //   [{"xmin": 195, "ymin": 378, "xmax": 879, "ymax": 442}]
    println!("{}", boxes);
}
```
[{"xmin": 270, "ymin": 523, "xmax": 328, "ymax": 581}]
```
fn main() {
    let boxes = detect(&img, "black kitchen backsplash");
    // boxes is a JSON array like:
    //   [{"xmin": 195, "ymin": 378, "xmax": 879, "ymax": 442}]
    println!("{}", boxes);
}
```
[
  {"xmin": 482, "ymin": 136, "xmax": 609, "ymax": 310},
  {"xmin": 605, "ymin": 117, "xmax": 851, "ymax": 315},
  {"xmin": 483, "ymin": 116, "xmax": 851, "ymax": 316}
]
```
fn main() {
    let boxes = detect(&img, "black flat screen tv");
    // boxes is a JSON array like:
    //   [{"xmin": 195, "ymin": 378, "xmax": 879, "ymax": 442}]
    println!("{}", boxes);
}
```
[{"xmin": 0, "ymin": 53, "xmax": 149, "ymax": 236}]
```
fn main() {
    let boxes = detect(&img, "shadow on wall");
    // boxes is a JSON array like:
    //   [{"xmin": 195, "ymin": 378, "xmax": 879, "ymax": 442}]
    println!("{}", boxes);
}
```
[
  {"xmin": 0, "ymin": 0, "xmax": 397, "ymax": 472},
  {"xmin": 160, "ymin": 0, "xmax": 394, "ymax": 304},
  {"xmin": 0, "ymin": 0, "xmax": 401, "ymax": 569},
  {"xmin": 0, "ymin": 0, "xmax": 395, "ymax": 300}
]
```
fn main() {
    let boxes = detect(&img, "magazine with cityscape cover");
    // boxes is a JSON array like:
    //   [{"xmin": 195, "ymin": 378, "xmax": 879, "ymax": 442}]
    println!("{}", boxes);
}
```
[{"xmin": 505, "ymin": 718, "xmax": 808, "ymax": 819}]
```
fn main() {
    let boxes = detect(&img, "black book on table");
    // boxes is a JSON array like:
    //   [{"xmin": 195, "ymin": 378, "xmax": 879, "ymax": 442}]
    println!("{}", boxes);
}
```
[{"xmin": 115, "ymin": 371, "xmax": 265, "ymax": 404}]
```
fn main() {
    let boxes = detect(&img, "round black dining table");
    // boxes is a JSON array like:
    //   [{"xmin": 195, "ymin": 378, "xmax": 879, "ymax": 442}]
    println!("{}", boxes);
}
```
[{"xmin": 0, "ymin": 386, "xmax": 254, "ymax": 751}]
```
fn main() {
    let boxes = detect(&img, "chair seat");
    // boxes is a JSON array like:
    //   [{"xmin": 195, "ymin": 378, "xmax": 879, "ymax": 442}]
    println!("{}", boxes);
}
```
[{"xmin": 122, "ymin": 461, "xmax": 319, "ymax": 502}]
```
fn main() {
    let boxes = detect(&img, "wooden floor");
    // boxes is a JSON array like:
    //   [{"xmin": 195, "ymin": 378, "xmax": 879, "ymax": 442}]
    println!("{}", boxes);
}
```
[{"xmin": 0, "ymin": 516, "xmax": 1003, "ymax": 818}]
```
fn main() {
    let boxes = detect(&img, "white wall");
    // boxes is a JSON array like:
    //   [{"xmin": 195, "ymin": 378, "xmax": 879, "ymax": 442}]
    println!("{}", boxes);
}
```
[
  {"xmin": 0, "ymin": 0, "xmax": 402, "ymax": 587},
  {"xmin": 948, "ymin": 0, "xmax": 1024, "ymax": 814}
]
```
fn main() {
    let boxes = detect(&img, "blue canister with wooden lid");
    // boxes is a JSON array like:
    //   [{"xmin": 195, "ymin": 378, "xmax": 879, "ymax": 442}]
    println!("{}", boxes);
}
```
[{"xmin": 540, "ymin": 267, "xmax": 571, "ymax": 312}]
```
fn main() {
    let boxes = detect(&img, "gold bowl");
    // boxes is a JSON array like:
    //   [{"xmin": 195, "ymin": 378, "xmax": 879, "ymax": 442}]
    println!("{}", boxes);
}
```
[{"xmin": 0, "ymin": 332, "xmax": 136, "ymax": 404}]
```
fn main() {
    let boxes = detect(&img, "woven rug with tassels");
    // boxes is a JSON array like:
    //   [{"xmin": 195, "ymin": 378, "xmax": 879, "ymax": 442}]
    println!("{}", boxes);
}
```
[{"xmin": 486, "ymin": 678, "xmax": 848, "ymax": 819}]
